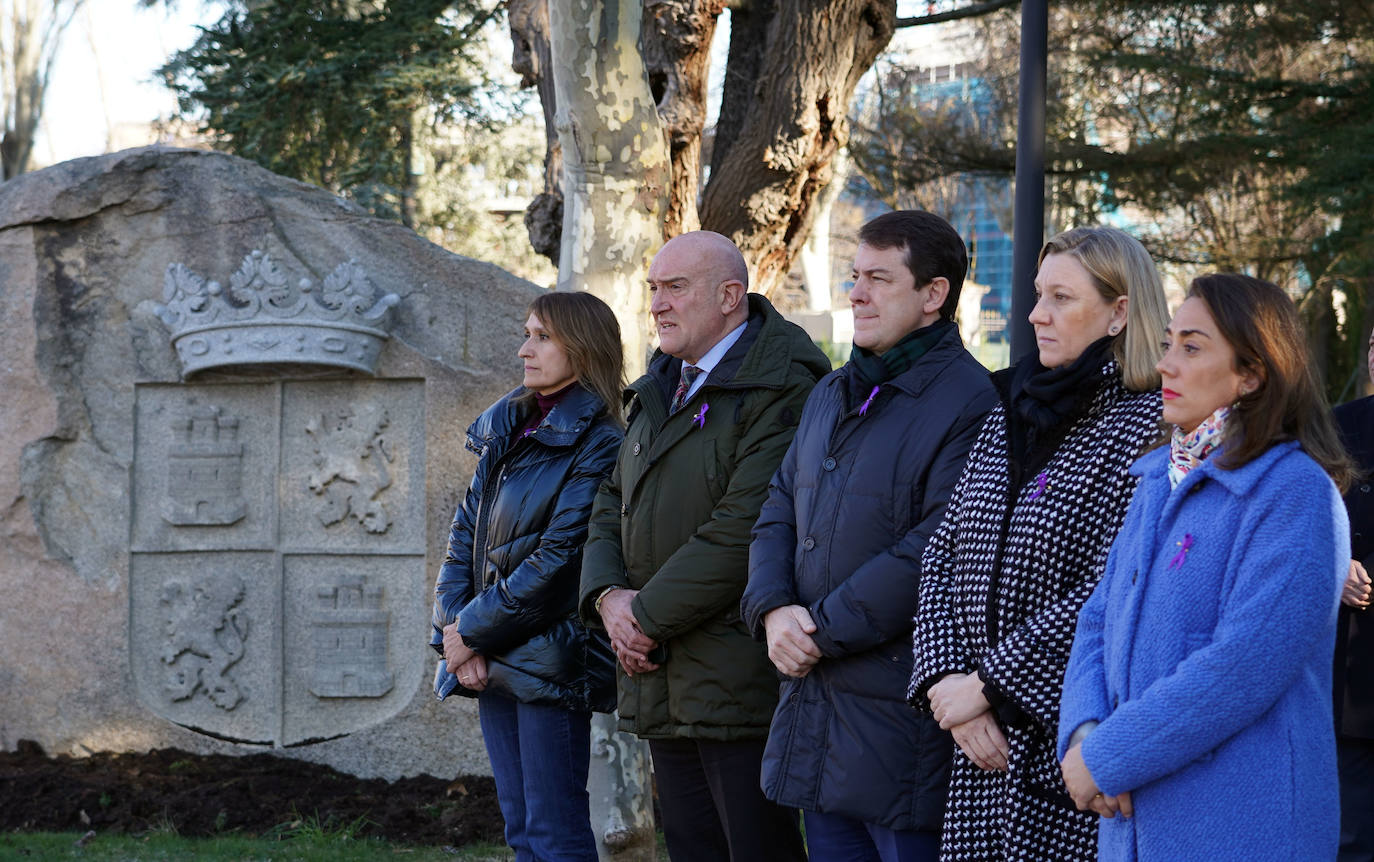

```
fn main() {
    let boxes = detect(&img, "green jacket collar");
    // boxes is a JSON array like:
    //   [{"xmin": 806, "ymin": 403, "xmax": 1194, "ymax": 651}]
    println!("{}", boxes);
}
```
[{"xmin": 627, "ymin": 293, "xmax": 830, "ymax": 414}]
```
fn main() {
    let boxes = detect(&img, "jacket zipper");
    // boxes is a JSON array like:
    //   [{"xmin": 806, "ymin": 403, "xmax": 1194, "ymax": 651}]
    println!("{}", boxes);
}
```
[{"xmin": 471, "ymin": 460, "xmax": 509, "ymax": 591}]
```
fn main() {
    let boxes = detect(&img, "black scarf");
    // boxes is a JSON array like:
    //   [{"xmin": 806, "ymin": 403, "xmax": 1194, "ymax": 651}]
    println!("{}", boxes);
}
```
[{"xmin": 1010, "ymin": 335, "xmax": 1115, "ymax": 433}]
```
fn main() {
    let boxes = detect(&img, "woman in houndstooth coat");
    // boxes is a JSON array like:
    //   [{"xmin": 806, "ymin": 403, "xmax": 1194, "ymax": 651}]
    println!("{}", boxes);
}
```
[{"xmin": 909, "ymin": 227, "xmax": 1169, "ymax": 861}]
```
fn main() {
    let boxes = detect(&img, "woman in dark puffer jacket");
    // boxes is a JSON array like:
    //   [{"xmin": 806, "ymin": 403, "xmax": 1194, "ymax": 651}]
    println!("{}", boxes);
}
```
[{"xmin": 431, "ymin": 291, "xmax": 623, "ymax": 862}]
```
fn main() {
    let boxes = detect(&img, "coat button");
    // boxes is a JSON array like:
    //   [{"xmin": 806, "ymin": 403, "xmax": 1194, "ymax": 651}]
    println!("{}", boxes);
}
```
[
  {"xmin": 620, "ymin": 504, "xmax": 629, "ymax": 517},
  {"xmin": 632, "ymin": 442, "xmax": 642, "ymax": 455},
  {"xmin": 822, "ymin": 456, "xmax": 837, "ymax": 471},
  {"xmin": 802, "ymin": 537, "xmax": 816, "ymax": 550},
  {"xmin": 1362, "ymin": 484, "xmax": 1370, "ymax": 494}
]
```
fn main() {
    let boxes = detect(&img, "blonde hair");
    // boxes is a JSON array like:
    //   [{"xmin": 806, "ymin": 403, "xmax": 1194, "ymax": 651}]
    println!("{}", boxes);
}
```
[{"xmin": 1038, "ymin": 227, "xmax": 1169, "ymax": 392}]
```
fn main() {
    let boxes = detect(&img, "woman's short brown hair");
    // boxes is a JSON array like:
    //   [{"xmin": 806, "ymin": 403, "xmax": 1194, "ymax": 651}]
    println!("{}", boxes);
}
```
[
  {"xmin": 1038, "ymin": 227, "xmax": 1170, "ymax": 392},
  {"xmin": 525, "ymin": 291, "xmax": 625, "ymax": 426},
  {"xmin": 1187, "ymin": 273, "xmax": 1354, "ymax": 491}
]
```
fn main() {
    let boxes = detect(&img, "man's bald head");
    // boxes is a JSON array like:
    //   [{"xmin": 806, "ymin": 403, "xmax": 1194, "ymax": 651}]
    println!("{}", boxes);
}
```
[
  {"xmin": 647, "ymin": 231, "xmax": 751, "ymax": 364},
  {"xmin": 659, "ymin": 231, "xmax": 749, "ymax": 290}
]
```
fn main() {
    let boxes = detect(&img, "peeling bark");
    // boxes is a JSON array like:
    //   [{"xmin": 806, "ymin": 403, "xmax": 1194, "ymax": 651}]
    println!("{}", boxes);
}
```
[
  {"xmin": 587, "ymin": 712, "xmax": 656, "ymax": 862},
  {"xmin": 640, "ymin": 0, "xmax": 725, "ymax": 236},
  {"xmin": 509, "ymin": 0, "xmax": 564, "ymax": 262},
  {"xmin": 524, "ymin": 1, "xmax": 891, "ymax": 299},
  {"xmin": 700, "ymin": 0, "xmax": 895, "ymax": 296},
  {"xmin": 549, "ymin": 0, "xmax": 670, "ymax": 379}
]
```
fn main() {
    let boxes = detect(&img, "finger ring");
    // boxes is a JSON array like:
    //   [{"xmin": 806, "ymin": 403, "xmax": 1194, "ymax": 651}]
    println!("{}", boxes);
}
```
[{"xmin": 1094, "ymin": 792, "xmax": 1103, "ymax": 798}]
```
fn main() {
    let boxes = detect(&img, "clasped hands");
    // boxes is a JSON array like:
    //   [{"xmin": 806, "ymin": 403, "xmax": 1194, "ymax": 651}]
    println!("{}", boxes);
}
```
[
  {"xmin": 927, "ymin": 672, "xmax": 1008, "ymax": 772},
  {"xmin": 599, "ymin": 588, "xmax": 660, "ymax": 676},
  {"xmin": 442, "ymin": 621, "xmax": 487, "ymax": 691},
  {"xmin": 762, "ymin": 605, "xmax": 822, "ymax": 678},
  {"xmin": 1061, "ymin": 741, "xmax": 1133, "ymax": 820},
  {"xmin": 1345, "ymin": 559, "xmax": 1372, "ymax": 610}
]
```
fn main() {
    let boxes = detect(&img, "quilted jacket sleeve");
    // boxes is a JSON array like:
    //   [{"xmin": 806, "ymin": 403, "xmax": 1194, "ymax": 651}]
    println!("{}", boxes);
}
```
[
  {"xmin": 741, "ymin": 435, "xmax": 803, "ymax": 639},
  {"xmin": 459, "ymin": 426, "xmax": 623, "ymax": 655},
  {"xmin": 810, "ymin": 391, "xmax": 992, "ymax": 658},
  {"xmin": 431, "ymin": 435, "xmax": 487, "ymax": 649}
]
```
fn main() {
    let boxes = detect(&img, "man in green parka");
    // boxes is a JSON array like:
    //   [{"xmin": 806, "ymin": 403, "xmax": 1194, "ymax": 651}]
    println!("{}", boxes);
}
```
[{"xmin": 580, "ymin": 231, "xmax": 829, "ymax": 862}]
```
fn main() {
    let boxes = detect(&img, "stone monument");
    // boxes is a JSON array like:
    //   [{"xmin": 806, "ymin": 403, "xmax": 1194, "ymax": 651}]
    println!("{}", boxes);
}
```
[{"xmin": 0, "ymin": 147, "xmax": 542, "ymax": 779}]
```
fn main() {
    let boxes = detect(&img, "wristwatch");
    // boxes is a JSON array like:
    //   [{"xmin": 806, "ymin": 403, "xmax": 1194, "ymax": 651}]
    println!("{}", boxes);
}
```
[{"xmin": 594, "ymin": 585, "xmax": 622, "ymax": 615}]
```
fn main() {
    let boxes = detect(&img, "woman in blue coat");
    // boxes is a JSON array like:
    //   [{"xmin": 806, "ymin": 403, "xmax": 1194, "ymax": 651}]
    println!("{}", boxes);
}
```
[
  {"xmin": 431, "ymin": 291, "xmax": 622, "ymax": 862},
  {"xmin": 1059, "ymin": 273, "xmax": 1355, "ymax": 861}
]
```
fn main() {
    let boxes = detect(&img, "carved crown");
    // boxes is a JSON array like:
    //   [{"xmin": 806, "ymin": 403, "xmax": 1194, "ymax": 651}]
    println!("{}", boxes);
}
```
[{"xmin": 153, "ymin": 250, "xmax": 401, "ymax": 375}]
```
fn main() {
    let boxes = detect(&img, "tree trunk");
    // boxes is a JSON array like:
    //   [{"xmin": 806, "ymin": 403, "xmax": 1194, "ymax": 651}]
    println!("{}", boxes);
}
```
[
  {"xmin": 639, "ymin": 0, "xmax": 725, "ymax": 237},
  {"xmin": 700, "ymin": 0, "xmax": 894, "ymax": 296},
  {"xmin": 1, "ymin": 0, "xmax": 85, "ymax": 179},
  {"xmin": 711, "ymin": 0, "xmax": 773, "ymax": 174},
  {"xmin": 587, "ymin": 712, "xmax": 656, "ymax": 862},
  {"xmin": 798, "ymin": 148, "xmax": 847, "ymax": 313},
  {"xmin": 510, "ymin": 0, "xmax": 564, "ymax": 262},
  {"xmin": 546, "ymin": 3, "xmax": 665, "ymax": 847},
  {"xmin": 400, "ymin": 117, "xmax": 417, "ymax": 229},
  {"xmin": 549, "ymin": 0, "xmax": 670, "ymax": 378}
]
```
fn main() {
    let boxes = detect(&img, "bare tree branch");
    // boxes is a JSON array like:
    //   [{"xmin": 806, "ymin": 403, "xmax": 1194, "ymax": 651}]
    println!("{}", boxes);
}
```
[{"xmin": 895, "ymin": 0, "xmax": 1017, "ymax": 28}]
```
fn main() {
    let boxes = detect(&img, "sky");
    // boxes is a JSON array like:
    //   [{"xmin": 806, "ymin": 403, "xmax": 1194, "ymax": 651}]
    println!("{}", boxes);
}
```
[
  {"xmin": 36, "ymin": 1, "xmax": 940, "ymax": 170},
  {"xmin": 35, "ymin": 1, "xmax": 220, "ymax": 168}
]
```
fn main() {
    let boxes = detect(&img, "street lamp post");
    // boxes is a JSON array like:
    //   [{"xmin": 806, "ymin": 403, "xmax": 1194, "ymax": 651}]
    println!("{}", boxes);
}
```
[{"xmin": 1009, "ymin": 0, "xmax": 1048, "ymax": 364}]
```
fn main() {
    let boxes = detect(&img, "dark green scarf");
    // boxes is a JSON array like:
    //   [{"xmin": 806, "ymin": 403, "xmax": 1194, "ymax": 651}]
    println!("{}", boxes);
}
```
[{"xmin": 849, "ymin": 318, "xmax": 954, "ymax": 392}]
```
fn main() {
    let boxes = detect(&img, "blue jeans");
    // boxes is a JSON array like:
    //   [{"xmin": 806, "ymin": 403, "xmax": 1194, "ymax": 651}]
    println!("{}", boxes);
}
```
[
  {"xmin": 804, "ymin": 809, "xmax": 941, "ymax": 862},
  {"xmin": 478, "ymin": 690, "xmax": 597, "ymax": 862}
]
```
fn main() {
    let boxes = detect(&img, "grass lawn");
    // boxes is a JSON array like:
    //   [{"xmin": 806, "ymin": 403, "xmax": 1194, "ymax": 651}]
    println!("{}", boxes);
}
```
[{"xmin": 0, "ymin": 830, "xmax": 515, "ymax": 861}]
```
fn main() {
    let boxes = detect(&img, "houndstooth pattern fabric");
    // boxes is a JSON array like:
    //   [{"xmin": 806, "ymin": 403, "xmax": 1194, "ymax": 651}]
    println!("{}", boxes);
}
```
[{"xmin": 911, "ymin": 361, "xmax": 1162, "ymax": 861}]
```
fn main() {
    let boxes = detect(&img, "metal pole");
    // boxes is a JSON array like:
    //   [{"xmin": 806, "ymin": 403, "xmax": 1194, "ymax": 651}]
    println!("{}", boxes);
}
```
[{"xmin": 1009, "ymin": 0, "xmax": 1048, "ymax": 364}]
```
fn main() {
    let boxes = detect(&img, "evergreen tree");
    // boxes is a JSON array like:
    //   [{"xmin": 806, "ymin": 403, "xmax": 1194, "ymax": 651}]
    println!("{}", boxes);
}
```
[
  {"xmin": 160, "ymin": 0, "xmax": 502, "ymax": 226},
  {"xmin": 849, "ymin": 0, "xmax": 1374, "ymax": 397}
]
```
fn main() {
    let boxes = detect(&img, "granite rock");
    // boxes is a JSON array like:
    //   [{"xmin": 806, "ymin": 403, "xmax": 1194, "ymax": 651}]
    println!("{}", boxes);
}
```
[{"xmin": 0, "ymin": 147, "xmax": 544, "ymax": 780}]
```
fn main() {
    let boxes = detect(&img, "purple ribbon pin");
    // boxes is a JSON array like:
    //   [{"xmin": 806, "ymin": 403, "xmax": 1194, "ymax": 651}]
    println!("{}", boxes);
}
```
[
  {"xmin": 1028, "ymin": 471, "xmax": 1048, "ymax": 500},
  {"xmin": 858, "ymin": 385, "xmax": 880, "ymax": 416},
  {"xmin": 1168, "ymin": 533, "xmax": 1194, "ymax": 569},
  {"xmin": 692, "ymin": 402, "xmax": 709, "ymax": 429}
]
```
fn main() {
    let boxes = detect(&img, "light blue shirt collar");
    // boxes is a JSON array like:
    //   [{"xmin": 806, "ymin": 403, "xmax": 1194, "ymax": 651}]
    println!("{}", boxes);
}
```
[{"xmin": 682, "ymin": 320, "xmax": 746, "ymax": 401}]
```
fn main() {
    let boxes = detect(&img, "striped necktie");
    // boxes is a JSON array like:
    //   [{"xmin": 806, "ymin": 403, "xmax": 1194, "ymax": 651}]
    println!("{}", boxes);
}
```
[{"xmin": 670, "ymin": 364, "xmax": 701, "ymax": 413}]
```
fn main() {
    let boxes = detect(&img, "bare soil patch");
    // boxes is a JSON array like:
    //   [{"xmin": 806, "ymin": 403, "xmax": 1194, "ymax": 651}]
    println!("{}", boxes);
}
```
[{"xmin": 0, "ymin": 740, "xmax": 504, "ymax": 847}]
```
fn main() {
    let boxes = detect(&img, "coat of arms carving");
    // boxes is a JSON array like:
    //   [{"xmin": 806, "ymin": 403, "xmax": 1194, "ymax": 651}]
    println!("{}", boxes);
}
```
[{"xmin": 129, "ymin": 379, "xmax": 426, "ymax": 745}]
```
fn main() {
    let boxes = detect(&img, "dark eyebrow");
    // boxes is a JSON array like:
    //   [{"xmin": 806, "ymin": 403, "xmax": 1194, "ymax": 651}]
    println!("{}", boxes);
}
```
[{"xmin": 1164, "ymin": 327, "xmax": 1213, "ymax": 338}]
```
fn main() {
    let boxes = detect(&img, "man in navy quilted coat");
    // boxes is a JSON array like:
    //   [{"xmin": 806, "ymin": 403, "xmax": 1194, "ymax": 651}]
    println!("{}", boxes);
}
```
[{"xmin": 743, "ymin": 211, "xmax": 996, "ymax": 861}]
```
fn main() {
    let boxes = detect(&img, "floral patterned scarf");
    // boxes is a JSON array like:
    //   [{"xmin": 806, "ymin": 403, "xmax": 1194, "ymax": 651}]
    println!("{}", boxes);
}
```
[{"xmin": 1168, "ymin": 405, "xmax": 1230, "ymax": 488}]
